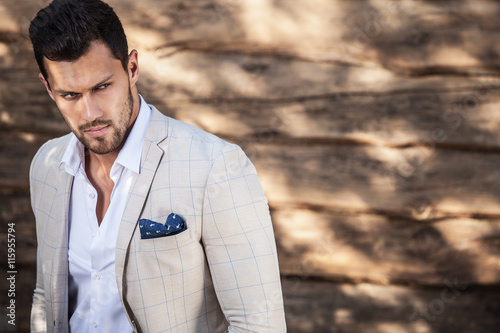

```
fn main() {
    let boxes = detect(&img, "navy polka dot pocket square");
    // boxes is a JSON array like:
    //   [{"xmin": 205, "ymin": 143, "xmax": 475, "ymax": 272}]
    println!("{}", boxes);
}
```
[{"xmin": 139, "ymin": 213, "xmax": 187, "ymax": 239}]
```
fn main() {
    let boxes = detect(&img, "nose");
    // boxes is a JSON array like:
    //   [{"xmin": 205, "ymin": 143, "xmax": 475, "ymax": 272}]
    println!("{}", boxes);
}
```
[{"xmin": 80, "ymin": 94, "xmax": 103, "ymax": 122}]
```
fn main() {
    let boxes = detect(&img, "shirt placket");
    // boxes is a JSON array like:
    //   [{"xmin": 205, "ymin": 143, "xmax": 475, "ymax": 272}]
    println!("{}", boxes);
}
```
[{"xmin": 86, "ymin": 180, "xmax": 101, "ymax": 330}]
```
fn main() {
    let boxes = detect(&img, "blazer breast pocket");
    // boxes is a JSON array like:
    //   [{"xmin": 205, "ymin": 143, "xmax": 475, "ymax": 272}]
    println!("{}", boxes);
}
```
[{"xmin": 136, "ymin": 222, "xmax": 193, "ymax": 253}]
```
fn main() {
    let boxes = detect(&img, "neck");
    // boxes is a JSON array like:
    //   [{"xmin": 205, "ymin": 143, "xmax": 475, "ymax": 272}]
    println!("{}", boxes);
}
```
[{"xmin": 85, "ymin": 149, "xmax": 117, "ymax": 179}]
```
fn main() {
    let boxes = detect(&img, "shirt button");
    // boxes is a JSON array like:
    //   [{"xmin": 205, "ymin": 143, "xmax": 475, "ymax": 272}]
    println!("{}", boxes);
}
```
[
  {"xmin": 89, "ymin": 193, "xmax": 95, "ymax": 199},
  {"xmin": 94, "ymin": 273, "xmax": 101, "ymax": 280},
  {"xmin": 93, "ymin": 321, "xmax": 97, "ymax": 328}
]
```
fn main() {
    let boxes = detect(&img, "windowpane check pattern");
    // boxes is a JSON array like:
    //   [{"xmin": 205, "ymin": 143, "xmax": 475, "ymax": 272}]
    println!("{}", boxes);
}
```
[{"xmin": 30, "ymin": 105, "xmax": 286, "ymax": 332}]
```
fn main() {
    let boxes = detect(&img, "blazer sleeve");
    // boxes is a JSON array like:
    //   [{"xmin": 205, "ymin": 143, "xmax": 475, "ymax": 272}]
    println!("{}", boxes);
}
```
[
  {"xmin": 31, "ymin": 245, "xmax": 47, "ymax": 333},
  {"xmin": 30, "ymin": 149, "xmax": 47, "ymax": 333},
  {"xmin": 202, "ymin": 144, "xmax": 286, "ymax": 332}
]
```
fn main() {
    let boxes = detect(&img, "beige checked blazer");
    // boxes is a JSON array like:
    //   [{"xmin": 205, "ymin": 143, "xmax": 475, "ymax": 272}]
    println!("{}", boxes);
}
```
[{"xmin": 30, "ymin": 105, "xmax": 286, "ymax": 332}]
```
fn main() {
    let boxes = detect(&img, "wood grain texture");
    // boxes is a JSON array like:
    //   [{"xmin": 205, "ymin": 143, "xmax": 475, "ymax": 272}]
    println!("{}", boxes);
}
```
[
  {"xmin": 273, "ymin": 207, "xmax": 500, "ymax": 285},
  {"xmin": 4, "ymin": 192, "xmax": 500, "ymax": 285},
  {"xmin": 247, "ymin": 143, "xmax": 500, "ymax": 218},
  {"xmin": 4, "ymin": 1, "xmax": 500, "ymax": 73},
  {"xmin": 4, "ymin": 63, "xmax": 500, "ymax": 149},
  {"xmin": 5, "ymin": 86, "xmax": 500, "ymax": 148},
  {"xmin": 0, "ymin": 132, "xmax": 50, "ymax": 191},
  {"xmin": 152, "ymin": 88, "xmax": 500, "ymax": 148},
  {"xmin": 4, "ymin": 133, "xmax": 500, "ymax": 218},
  {"xmin": 107, "ymin": 0, "xmax": 500, "ymax": 74},
  {"xmin": 1, "ymin": 0, "xmax": 500, "ymax": 331},
  {"xmin": 3, "ymin": 0, "xmax": 500, "ymax": 148},
  {"xmin": 282, "ymin": 278, "xmax": 500, "ymax": 333},
  {"xmin": 134, "ymin": 52, "xmax": 500, "ymax": 101},
  {"xmin": 1, "ymin": 267, "xmax": 499, "ymax": 333}
]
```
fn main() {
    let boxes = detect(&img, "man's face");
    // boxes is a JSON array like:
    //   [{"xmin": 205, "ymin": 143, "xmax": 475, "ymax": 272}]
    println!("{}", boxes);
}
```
[{"xmin": 41, "ymin": 41, "xmax": 139, "ymax": 155}]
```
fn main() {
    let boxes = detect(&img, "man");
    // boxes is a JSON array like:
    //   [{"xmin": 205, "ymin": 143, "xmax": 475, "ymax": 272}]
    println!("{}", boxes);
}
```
[{"xmin": 28, "ymin": 0, "xmax": 286, "ymax": 332}]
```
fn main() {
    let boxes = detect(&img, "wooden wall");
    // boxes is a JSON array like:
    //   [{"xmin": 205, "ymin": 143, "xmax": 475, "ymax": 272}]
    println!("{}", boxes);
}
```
[{"xmin": 1, "ymin": 0, "xmax": 500, "ymax": 332}]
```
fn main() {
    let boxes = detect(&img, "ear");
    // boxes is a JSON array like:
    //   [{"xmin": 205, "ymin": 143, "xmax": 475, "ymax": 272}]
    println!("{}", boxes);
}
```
[
  {"xmin": 39, "ymin": 73, "xmax": 55, "ymax": 101},
  {"xmin": 127, "ymin": 49, "xmax": 139, "ymax": 88}
]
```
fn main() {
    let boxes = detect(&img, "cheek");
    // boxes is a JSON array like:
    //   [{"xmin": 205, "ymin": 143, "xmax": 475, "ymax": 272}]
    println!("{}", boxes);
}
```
[{"xmin": 56, "ymin": 104, "xmax": 80, "ymax": 128}]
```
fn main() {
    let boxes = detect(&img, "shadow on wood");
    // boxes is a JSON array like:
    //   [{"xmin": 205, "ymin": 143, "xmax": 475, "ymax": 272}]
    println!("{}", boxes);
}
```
[{"xmin": 1, "ymin": 1, "xmax": 500, "ymax": 332}]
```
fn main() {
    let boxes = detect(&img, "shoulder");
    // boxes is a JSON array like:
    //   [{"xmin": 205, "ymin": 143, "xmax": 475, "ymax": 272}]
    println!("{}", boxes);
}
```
[
  {"xmin": 171, "ymin": 118, "xmax": 235, "ymax": 148},
  {"xmin": 158, "ymin": 111, "xmax": 255, "ymax": 177},
  {"xmin": 151, "ymin": 106, "xmax": 242, "ymax": 160},
  {"xmin": 30, "ymin": 133, "xmax": 72, "ymax": 179}
]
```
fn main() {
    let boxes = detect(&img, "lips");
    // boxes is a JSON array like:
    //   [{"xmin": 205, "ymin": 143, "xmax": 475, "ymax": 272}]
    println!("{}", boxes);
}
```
[{"xmin": 84, "ymin": 125, "xmax": 110, "ymax": 137}]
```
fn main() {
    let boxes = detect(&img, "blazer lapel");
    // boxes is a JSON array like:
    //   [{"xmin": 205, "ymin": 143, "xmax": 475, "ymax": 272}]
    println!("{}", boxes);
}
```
[{"xmin": 115, "ymin": 107, "xmax": 169, "ymax": 295}]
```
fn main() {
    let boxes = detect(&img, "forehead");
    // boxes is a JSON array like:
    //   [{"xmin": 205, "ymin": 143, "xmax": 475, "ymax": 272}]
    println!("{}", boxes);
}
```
[{"xmin": 45, "ymin": 41, "xmax": 125, "ymax": 91}]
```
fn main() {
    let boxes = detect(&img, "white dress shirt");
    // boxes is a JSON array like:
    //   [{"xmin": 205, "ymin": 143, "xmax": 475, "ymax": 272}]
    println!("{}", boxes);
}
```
[{"xmin": 61, "ymin": 96, "xmax": 151, "ymax": 332}]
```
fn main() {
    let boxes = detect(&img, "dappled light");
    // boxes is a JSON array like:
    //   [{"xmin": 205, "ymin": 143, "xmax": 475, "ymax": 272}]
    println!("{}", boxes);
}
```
[{"xmin": 1, "ymin": 0, "xmax": 500, "ymax": 332}]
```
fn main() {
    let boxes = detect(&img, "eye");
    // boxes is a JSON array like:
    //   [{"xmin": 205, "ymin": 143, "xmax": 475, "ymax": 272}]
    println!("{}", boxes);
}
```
[
  {"xmin": 96, "ymin": 83, "xmax": 111, "ymax": 90},
  {"xmin": 63, "ymin": 93, "xmax": 79, "ymax": 100}
]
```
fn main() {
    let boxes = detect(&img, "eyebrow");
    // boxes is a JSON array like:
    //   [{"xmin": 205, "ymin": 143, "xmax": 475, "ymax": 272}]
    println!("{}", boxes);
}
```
[{"xmin": 53, "ymin": 74, "xmax": 114, "ymax": 95}]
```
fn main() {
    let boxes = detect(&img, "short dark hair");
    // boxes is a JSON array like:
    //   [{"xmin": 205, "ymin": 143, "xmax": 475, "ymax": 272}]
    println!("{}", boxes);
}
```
[{"xmin": 29, "ymin": 0, "xmax": 128, "ymax": 80}]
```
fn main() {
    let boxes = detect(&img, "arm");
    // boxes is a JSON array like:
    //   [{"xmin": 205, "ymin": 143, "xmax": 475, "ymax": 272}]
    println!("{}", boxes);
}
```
[
  {"xmin": 31, "ymin": 246, "xmax": 47, "ymax": 333},
  {"xmin": 30, "ymin": 150, "xmax": 47, "ymax": 333},
  {"xmin": 202, "ymin": 145, "xmax": 286, "ymax": 332}
]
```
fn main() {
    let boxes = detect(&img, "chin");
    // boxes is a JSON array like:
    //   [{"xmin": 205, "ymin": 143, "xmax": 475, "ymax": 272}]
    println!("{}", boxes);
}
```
[
  {"xmin": 87, "ymin": 139, "xmax": 117, "ymax": 155},
  {"xmin": 89, "ymin": 134, "xmax": 125, "ymax": 155}
]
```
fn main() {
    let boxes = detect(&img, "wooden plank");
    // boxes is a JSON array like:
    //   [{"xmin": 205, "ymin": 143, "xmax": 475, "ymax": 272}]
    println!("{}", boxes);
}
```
[
  {"xmin": 4, "ymin": 38, "xmax": 497, "ymax": 102},
  {"xmin": 282, "ymin": 278, "xmax": 500, "ymax": 333},
  {"xmin": 0, "ymin": 75, "xmax": 67, "ymax": 134},
  {"xmin": 4, "ymin": 0, "xmax": 500, "ymax": 76},
  {"xmin": 6, "ymin": 84, "xmax": 500, "ymax": 147},
  {"xmin": 0, "ymin": 191, "xmax": 31, "ymax": 222},
  {"xmin": 4, "ymin": 133, "xmax": 500, "ymax": 218},
  {"xmin": 0, "ymin": 132, "xmax": 49, "ymax": 191},
  {"xmin": 5, "ymin": 191, "xmax": 500, "ymax": 284},
  {"xmin": 273, "ymin": 207, "xmax": 500, "ymax": 285},
  {"xmin": 3, "ymin": 51, "xmax": 500, "ymax": 148},
  {"xmin": 335, "ymin": 1, "xmax": 500, "ymax": 74},
  {"xmin": 245, "ymin": 143, "xmax": 500, "ymax": 218},
  {"xmin": 4, "ymin": 1, "xmax": 500, "ymax": 148},
  {"xmin": 150, "ymin": 88, "xmax": 500, "ymax": 148},
  {"xmin": 1, "ymin": 268, "xmax": 499, "ymax": 333},
  {"xmin": 4, "ymin": 1, "xmax": 500, "ymax": 96},
  {"xmin": 134, "ymin": 52, "xmax": 500, "ymax": 101},
  {"xmin": 110, "ymin": 0, "xmax": 500, "ymax": 74}
]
